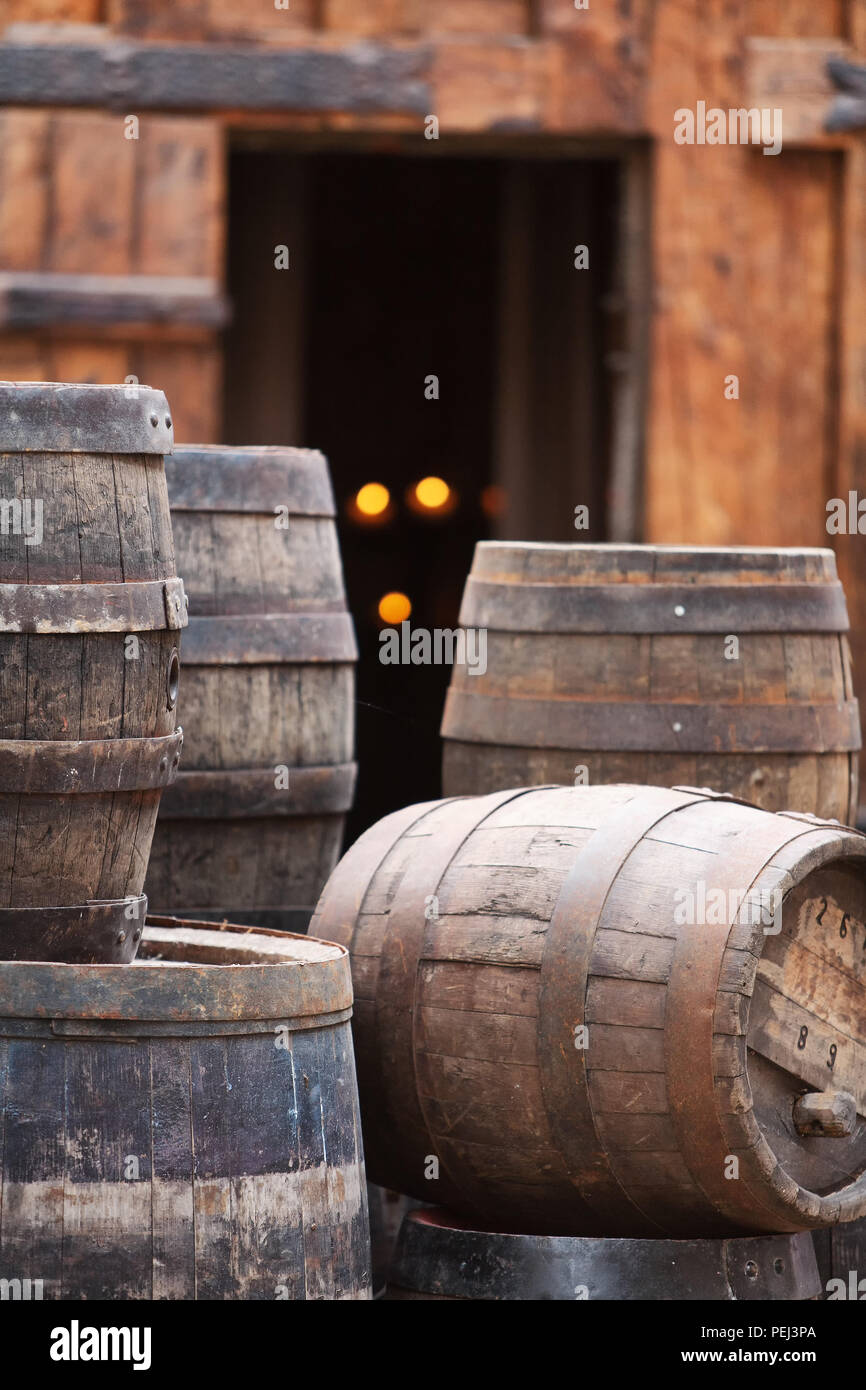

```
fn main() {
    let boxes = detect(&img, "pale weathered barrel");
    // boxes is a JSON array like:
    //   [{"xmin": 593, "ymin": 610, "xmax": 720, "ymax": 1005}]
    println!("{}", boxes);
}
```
[
  {"xmin": 0, "ymin": 382, "xmax": 185, "ymax": 963},
  {"xmin": 386, "ymin": 1208, "xmax": 821, "ymax": 1301},
  {"xmin": 0, "ymin": 916, "xmax": 371, "ymax": 1299},
  {"xmin": 311, "ymin": 783, "xmax": 866, "ymax": 1237},
  {"xmin": 442, "ymin": 544, "xmax": 860, "ymax": 822},
  {"xmin": 147, "ymin": 445, "xmax": 357, "ymax": 929}
]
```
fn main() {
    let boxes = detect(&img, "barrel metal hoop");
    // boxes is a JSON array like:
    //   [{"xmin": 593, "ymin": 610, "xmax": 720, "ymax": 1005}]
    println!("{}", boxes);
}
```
[
  {"xmin": 182, "ymin": 611, "xmax": 358, "ymax": 664},
  {"xmin": 389, "ymin": 1211, "xmax": 821, "ymax": 1301},
  {"xmin": 460, "ymin": 578, "xmax": 851, "ymax": 633},
  {"xmin": 442, "ymin": 692, "xmax": 862, "ymax": 754},
  {"xmin": 0, "ymin": 727, "xmax": 183, "ymax": 793},
  {"xmin": 157, "ymin": 761, "xmax": 357, "ymax": 819},
  {"xmin": 0, "ymin": 577, "xmax": 187, "ymax": 633},
  {"xmin": 0, "ymin": 895, "xmax": 146, "ymax": 963},
  {"xmin": 376, "ymin": 788, "xmax": 544, "ymax": 1211},
  {"xmin": 0, "ymin": 381, "xmax": 173, "ymax": 454},
  {"xmin": 664, "ymin": 815, "xmax": 866, "ymax": 1231},
  {"xmin": 166, "ymin": 446, "xmax": 336, "ymax": 516},
  {"xmin": 538, "ymin": 786, "xmax": 716, "ymax": 1235}
]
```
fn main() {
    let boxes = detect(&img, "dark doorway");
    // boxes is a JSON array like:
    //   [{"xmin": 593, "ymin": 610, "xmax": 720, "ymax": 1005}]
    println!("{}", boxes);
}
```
[{"xmin": 226, "ymin": 145, "xmax": 622, "ymax": 841}]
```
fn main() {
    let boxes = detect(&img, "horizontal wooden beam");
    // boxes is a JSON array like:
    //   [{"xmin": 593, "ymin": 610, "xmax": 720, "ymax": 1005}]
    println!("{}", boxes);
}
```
[
  {"xmin": 0, "ymin": 35, "xmax": 432, "ymax": 113},
  {"xmin": 0, "ymin": 273, "xmax": 230, "ymax": 331}
]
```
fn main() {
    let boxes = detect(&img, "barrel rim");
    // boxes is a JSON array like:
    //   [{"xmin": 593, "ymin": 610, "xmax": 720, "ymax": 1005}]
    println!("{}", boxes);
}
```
[
  {"xmin": 0, "ymin": 916, "xmax": 353, "ymax": 1022},
  {"xmin": 166, "ymin": 443, "xmax": 335, "ymax": 516},
  {"xmin": 0, "ymin": 381, "xmax": 173, "ymax": 454},
  {"xmin": 472, "ymin": 541, "xmax": 840, "ymax": 560}
]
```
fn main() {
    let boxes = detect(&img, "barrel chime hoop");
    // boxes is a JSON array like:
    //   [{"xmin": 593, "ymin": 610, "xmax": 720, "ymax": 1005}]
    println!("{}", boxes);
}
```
[
  {"xmin": 441, "ymin": 692, "xmax": 862, "ymax": 754},
  {"xmin": 388, "ymin": 1209, "xmax": 822, "ymax": 1301},
  {"xmin": 158, "ymin": 761, "xmax": 357, "ymax": 819},
  {"xmin": 666, "ymin": 819, "xmax": 866, "ymax": 1231},
  {"xmin": 0, "ymin": 728, "xmax": 183, "ymax": 793},
  {"xmin": 0, "ymin": 895, "xmax": 146, "ymax": 963},
  {"xmin": 0, "ymin": 577, "xmax": 187, "ymax": 633},
  {"xmin": 166, "ymin": 446, "xmax": 336, "ymax": 517},
  {"xmin": 0, "ymin": 919, "xmax": 354, "ymax": 1023},
  {"xmin": 538, "ymin": 786, "xmax": 714, "ymax": 1235},
  {"xmin": 183, "ymin": 611, "xmax": 358, "ymax": 664},
  {"xmin": 379, "ymin": 788, "xmax": 546, "ymax": 1209},
  {"xmin": 0, "ymin": 380, "xmax": 174, "ymax": 454},
  {"xmin": 460, "ymin": 578, "xmax": 851, "ymax": 633}
]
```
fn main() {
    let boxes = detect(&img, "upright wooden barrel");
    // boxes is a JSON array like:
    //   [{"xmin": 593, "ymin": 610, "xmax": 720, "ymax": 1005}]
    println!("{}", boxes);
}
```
[
  {"xmin": 442, "ymin": 544, "xmax": 860, "ymax": 822},
  {"xmin": 386, "ymin": 1208, "xmax": 821, "ymax": 1301},
  {"xmin": 311, "ymin": 783, "xmax": 866, "ymax": 1237},
  {"xmin": 0, "ymin": 382, "xmax": 185, "ymax": 963},
  {"xmin": 147, "ymin": 445, "xmax": 357, "ymax": 929},
  {"xmin": 0, "ymin": 917, "xmax": 371, "ymax": 1299}
]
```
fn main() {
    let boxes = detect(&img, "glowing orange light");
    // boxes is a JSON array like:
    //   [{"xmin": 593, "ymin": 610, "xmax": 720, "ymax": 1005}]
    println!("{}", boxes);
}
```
[
  {"xmin": 378, "ymin": 591, "xmax": 412, "ymax": 625},
  {"xmin": 356, "ymin": 482, "xmax": 391, "ymax": 517},
  {"xmin": 481, "ymin": 484, "xmax": 508, "ymax": 518},
  {"xmin": 414, "ymin": 476, "xmax": 451, "ymax": 510}
]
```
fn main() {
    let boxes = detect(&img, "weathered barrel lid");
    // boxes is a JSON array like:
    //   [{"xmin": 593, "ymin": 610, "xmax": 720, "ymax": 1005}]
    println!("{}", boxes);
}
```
[
  {"xmin": 166, "ymin": 444, "xmax": 336, "ymax": 516},
  {"xmin": 0, "ymin": 381, "xmax": 173, "ymax": 454},
  {"xmin": 0, "ymin": 916, "xmax": 353, "ymax": 1023}
]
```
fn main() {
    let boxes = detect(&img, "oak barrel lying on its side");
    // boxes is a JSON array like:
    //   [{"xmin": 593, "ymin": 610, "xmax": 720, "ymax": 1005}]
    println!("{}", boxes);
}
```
[
  {"xmin": 0, "ymin": 917, "xmax": 371, "ymax": 1299},
  {"xmin": 0, "ymin": 382, "xmax": 185, "ymax": 963},
  {"xmin": 147, "ymin": 445, "xmax": 357, "ymax": 929},
  {"xmin": 386, "ymin": 1208, "xmax": 821, "ymax": 1301},
  {"xmin": 311, "ymin": 783, "xmax": 866, "ymax": 1237},
  {"xmin": 442, "ymin": 544, "xmax": 860, "ymax": 822}
]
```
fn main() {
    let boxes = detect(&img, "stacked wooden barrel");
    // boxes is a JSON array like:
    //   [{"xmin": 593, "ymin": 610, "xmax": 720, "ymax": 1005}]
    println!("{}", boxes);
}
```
[
  {"xmin": 442, "ymin": 544, "xmax": 860, "ymax": 822},
  {"xmin": 0, "ymin": 382, "xmax": 185, "ymax": 963},
  {"xmin": 312, "ymin": 783, "xmax": 866, "ymax": 1240},
  {"xmin": 147, "ymin": 445, "xmax": 357, "ymax": 929},
  {"xmin": 0, "ymin": 917, "xmax": 371, "ymax": 1299}
]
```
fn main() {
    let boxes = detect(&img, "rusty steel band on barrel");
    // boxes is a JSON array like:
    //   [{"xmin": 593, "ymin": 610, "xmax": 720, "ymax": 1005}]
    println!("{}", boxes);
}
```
[
  {"xmin": 0, "ymin": 381, "xmax": 173, "ymax": 454},
  {"xmin": 158, "ymin": 761, "xmax": 357, "ymax": 819},
  {"xmin": 459, "ymin": 578, "xmax": 851, "ymax": 633},
  {"xmin": 374, "ymin": 787, "xmax": 538, "ymax": 1214},
  {"xmin": 442, "ymin": 692, "xmax": 862, "ymax": 754},
  {"xmin": 0, "ymin": 917, "xmax": 354, "ymax": 1027},
  {"xmin": 664, "ymin": 814, "xmax": 866, "ymax": 1231},
  {"xmin": 0, "ymin": 577, "xmax": 187, "ymax": 632},
  {"xmin": 538, "ymin": 786, "xmax": 710, "ymax": 1236},
  {"xmin": 166, "ymin": 446, "xmax": 336, "ymax": 517},
  {"xmin": 387, "ymin": 1209, "xmax": 821, "ymax": 1301},
  {"xmin": 0, "ymin": 895, "xmax": 147, "ymax": 964},
  {"xmin": 0, "ymin": 728, "xmax": 183, "ymax": 793},
  {"xmin": 182, "ymin": 611, "xmax": 358, "ymax": 665}
]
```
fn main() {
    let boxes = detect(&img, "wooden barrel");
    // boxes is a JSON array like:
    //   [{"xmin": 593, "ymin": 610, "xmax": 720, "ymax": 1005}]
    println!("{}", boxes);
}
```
[
  {"xmin": 147, "ymin": 445, "xmax": 357, "ymax": 927},
  {"xmin": 441, "ymin": 544, "xmax": 860, "ymax": 822},
  {"xmin": 0, "ymin": 382, "xmax": 185, "ymax": 964},
  {"xmin": 0, "ymin": 916, "xmax": 371, "ymax": 1300},
  {"xmin": 386, "ymin": 1208, "xmax": 821, "ymax": 1301},
  {"xmin": 311, "ymin": 783, "xmax": 866, "ymax": 1237}
]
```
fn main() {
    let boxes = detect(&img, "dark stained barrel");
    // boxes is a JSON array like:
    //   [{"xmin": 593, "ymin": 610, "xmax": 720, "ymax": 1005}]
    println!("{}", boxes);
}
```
[
  {"xmin": 442, "ymin": 544, "xmax": 860, "ymax": 822},
  {"xmin": 311, "ymin": 783, "xmax": 866, "ymax": 1237},
  {"xmin": 147, "ymin": 445, "xmax": 357, "ymax": 929},
  {"xmin": 0, "ymin": 382, "xmax": 185, "ymax": 963},
  {"xmin": 386, "ymin": 1208, "xmax": 821, "ymax": 1301},
  {"xmin": 0, "ymin": 916, "xmax": 371, "ymax": 1300}
]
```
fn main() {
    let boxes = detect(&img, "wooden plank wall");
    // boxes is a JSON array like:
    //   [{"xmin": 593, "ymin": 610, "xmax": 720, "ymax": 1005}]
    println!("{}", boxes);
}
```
[
  {"xmin": 645, "ymin": 0, "xmax": 843, "ymax": 548},
  {"xmin": 0, "ymin": 109, "xmax": 224, "ymax": 442}
]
